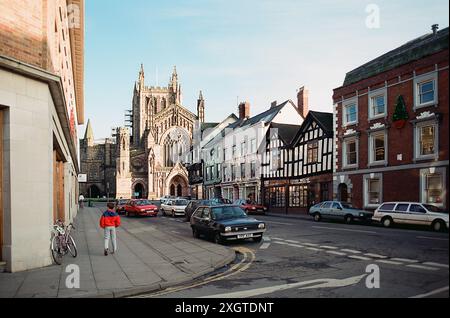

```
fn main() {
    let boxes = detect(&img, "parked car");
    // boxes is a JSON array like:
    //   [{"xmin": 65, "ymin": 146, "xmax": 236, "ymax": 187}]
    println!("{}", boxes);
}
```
[
  {"xmin": 115, "ymin": 199, "xmax": 129, "ymax": 215},
  {"xmin": 309, "ymin": 201, "xmax": 373, "ymax": 224},
  {"xmin": 372, "ymin": 202, "xmax": 449, "ymax": 232},
  {"xmin": 233, "ymin": 199, "xmax": 267, "ymax": 215},
  {"xmin": 159, "ymin": 195, "xmax": 174, "ymax": 204},
  {"xmin": 190, "ymin": 205, "xmax": 266, "ymax": 244},
  {"xmin": 124, "ymin": 199, "xmax": 159, "ymax": 217},
  {"xmin": 161, "ymin": 198, "xmax": 189, "ymax": 217},
  {"xmin": 184, "ymin": 198, "xmax": 233, "ymax": 222}
]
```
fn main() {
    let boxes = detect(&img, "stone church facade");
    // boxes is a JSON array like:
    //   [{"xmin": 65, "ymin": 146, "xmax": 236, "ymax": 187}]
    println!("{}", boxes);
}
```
[
  {"xmin": 115, "ymin": 65, "xmax": 205, "ymax": 199},
  {"xmin": 79, "ymin": 120, "xmax": 117, "ymax": 198}
]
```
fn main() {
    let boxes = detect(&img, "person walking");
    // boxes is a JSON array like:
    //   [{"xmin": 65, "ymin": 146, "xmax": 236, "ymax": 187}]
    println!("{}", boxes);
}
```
[
  {"xmin": 79, "ymin": 193, "xmax": 85, "ymax": 209},
  {"xmin": 99, "ymin": 202, "xmax": 121, "ymax": 256}
]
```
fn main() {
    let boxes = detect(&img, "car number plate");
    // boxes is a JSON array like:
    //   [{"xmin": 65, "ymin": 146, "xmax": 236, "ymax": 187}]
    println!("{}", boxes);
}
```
[{"xmin": 238, "ymin": 234, "xmax": 253, "ymax": 239}]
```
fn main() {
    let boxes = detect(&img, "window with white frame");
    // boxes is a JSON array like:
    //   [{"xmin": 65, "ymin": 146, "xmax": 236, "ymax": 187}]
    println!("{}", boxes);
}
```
[
  {"xmin": 250, "ymin": 139, "xmax": 256, "ymax": 154},
  {"xmin": 364, "ymin": 174, "xmax": 382, "ymax": 207},
  {"xmin": 369, "ymin": 131, "xmax": 387, "ymax": 164},
  {"xmin": 343, "ymin": 138, "xmax": 358, "ymax": 167},
  {"xmin": 414, "ymin": 73, "xmax": 438, "ymax": 109},
  {"xmin": 343, "ymin": 100, "xmax": 358, "ymax": 126},
  {"xmin": 415, "ymin": 121, "xmax": 438, "ymax": 159},
  {"xmin": 369, "ymin": 90, "xmax": 386, "ymax": 119},
  {"xmin": 421, "ymin": 168, "xmax": 445, "ymax": 206}
]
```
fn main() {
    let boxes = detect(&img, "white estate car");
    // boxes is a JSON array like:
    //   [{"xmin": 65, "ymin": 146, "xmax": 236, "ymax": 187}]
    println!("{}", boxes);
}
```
[
  {"xmin": 373, "ymin": 202, "xmax": 449, "ymax": 232},
  {"xmin": 161, "ymin": 198, "xmax": 189, "ymax": 217}
]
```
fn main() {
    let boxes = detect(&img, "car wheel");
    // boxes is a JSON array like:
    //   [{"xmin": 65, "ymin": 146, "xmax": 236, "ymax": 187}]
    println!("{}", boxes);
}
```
[
  {"xmin": 381, "ymin": 217, "xmax": 393, "ymax": 228},
  {"xmin": 214, "ymin": 232, "xmax": 223, "ymax": 245},
  {"xmin": 192, "ymin": 228, "xmax": 200, "ymax": 239},
  {"xmin": 313, "ymin": 213, "xmax": 321, "ymax": 222},
  {"xmin": 253, "ymin": 236, "xmax": 263, "ymax": 243},
  {"xmin": 345, "ymin": 215, "xmax": 353, "ymax": 224},
  {"xmin": 432, "ymin": 220, "xmax": 445, "ymax": 232}
]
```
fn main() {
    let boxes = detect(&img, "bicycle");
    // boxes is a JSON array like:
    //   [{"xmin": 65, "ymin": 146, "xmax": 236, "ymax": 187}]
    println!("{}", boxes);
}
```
[{"xmin": 51, "ymin": 219, "xmax": 78, "ymax": 265}]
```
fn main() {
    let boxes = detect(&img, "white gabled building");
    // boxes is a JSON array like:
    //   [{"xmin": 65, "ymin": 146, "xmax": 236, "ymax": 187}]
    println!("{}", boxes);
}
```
[{"xmin": 203, "ymin": 100, "xmax": 304, "ymax": 203}]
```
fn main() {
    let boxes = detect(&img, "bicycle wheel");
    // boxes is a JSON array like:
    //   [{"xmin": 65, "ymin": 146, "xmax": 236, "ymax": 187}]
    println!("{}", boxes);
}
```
[
  {"xmin": 67, "ymin": 235, "xmax": 78, "ymax": 258},
  {"xmin": 51, "ymin": 236, "xmax": 63, "ymax": 265}
]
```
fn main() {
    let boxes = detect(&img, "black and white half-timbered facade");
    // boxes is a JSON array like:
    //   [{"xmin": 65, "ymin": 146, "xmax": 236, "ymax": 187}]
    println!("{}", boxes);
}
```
[{"xmin": 261, "ymin": 111, "xmax": 334, "ymax": 214}]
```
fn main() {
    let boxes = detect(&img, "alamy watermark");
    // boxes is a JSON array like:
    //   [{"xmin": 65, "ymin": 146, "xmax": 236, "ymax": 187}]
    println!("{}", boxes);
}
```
[
  {"xmin": 65, "ymin": 264, "xmax": 80, "ymax": 289},
  {"xmin": 365, "ymin": 264, "xmax": 380, "ymax": 289},
  {"xmin": 365, "ymin": 4, "xmax": 381, "ymax": 29}
]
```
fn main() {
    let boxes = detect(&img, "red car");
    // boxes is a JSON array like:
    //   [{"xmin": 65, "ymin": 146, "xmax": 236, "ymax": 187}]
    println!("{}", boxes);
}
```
[
  {"xmin": 124, "ymin": 199, "xmax": 159, "ymax": 217},
  {"xmin": 233, "ymin": 199, "xmax": 268, "ymax": 215}
]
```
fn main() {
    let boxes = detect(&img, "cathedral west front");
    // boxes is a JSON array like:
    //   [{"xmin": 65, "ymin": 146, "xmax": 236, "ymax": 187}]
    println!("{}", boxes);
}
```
[{"xmin": 80, "ymin": 65, "xmax": 205, "ymax": 199}]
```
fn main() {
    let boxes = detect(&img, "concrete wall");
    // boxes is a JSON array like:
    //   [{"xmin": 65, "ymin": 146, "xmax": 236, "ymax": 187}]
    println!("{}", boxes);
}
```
[{"xmin": 0, "ymin": 68, "xmax": 78, "ymax": 272}]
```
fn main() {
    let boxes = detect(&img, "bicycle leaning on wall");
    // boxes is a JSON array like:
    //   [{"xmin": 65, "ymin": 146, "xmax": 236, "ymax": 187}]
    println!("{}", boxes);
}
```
[{"xmin": 51, "ymin": 219, "xmax": 78, "ymax": 265}]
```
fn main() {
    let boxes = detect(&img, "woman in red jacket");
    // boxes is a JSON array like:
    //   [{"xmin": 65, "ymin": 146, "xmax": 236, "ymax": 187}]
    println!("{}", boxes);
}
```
[{"xmin": 100, "ymin": 203, "xmax": 121, "ymax": 256}]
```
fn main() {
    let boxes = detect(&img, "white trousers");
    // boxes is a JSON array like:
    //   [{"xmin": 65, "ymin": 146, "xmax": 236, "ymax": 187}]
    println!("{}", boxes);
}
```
[{"xmin": 104, "ymin": 226, "xmax": 117, "ymax": 252}]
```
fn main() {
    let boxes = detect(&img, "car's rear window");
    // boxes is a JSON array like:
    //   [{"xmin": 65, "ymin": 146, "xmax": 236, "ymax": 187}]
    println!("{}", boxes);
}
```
[
  {"xmin": 173, "ymin": 200, "xmax": 188, "ymax": 205},
  {"xmin": 136, "ymin": 200, "xmax": 152, "ymax": 206},
  {"xmin": 379, "ymin": 203, "xmax": 396, "ymax": 211}
]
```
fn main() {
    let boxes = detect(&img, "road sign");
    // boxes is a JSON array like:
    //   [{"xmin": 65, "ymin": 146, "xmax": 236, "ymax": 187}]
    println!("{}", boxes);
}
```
[{"xmin": 78, "ymin": 174, "xmax": 87, "ymax": 183}]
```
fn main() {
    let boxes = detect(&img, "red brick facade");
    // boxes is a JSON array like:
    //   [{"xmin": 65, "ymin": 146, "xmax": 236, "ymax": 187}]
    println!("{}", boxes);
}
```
[{"xmin": 333, "ymin": 44, "xmax": 449, "ymax": 210}]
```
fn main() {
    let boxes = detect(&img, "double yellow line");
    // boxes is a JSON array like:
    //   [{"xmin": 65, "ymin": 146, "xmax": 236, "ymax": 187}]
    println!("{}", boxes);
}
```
[{"xmin": 134, "ymin": 246, "xmax": 255, "ymax": 298}]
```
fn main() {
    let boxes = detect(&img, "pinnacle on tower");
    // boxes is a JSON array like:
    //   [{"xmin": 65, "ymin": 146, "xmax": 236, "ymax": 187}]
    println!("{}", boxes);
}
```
[
  {"xmin": 199, "ymin": 90, "xmax": 204, "ymax": 100},
  {"xmin": 84, "ymin": 119, "xmax": 94, "ymax": 147}
]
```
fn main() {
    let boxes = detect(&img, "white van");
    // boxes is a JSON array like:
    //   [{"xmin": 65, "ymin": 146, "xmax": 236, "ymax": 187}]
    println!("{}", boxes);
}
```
[{"xmin": 373, "ymin": 202, "xmax": 449, "ymax": 232}]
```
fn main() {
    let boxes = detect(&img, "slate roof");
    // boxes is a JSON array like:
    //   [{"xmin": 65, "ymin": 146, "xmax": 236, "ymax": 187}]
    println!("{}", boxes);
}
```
[
  {"xmin": 291, "ymin": 111, "xmax": 334, "ymax": 146},
  {"xmin": 270, "ymin": 123, "xmax": 301, "ymax": 146},
  {"xmin": 343, "ymin": 27, "xmax": 449, "ymax": 86}
]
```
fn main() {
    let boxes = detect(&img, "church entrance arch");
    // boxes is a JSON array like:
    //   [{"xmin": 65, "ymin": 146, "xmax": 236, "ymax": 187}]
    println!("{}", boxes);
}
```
[
  {"xmin": 166, "ymin": 174, "xmax": 188, "ymax": 198},
  {"xmin": 134, "ymin": 183, "xmax": 145, "ymax": 199}
]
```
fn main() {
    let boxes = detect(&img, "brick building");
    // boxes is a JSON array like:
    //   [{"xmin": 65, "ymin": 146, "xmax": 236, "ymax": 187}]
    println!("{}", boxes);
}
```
[
  {"xmin": 0, "ymin": 0, "xmax": 84, "ymax": 272},
  {"xmin": 333, "ymin": 26, "xmax": 449, "ymax": 211},
  {"xmin": 79, "ymin": 120, "xmax": 117, "ymax": 198}
]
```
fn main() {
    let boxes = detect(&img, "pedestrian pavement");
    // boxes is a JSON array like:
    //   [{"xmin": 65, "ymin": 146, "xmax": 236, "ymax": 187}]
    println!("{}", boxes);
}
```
[{"xmin": 0, "ymin": 207, "xmax": 236, "ymax": 298}]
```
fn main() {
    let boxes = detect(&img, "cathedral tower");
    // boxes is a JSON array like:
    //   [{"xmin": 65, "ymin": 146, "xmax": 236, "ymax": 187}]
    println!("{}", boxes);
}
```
[{"xmin": 197, "ymin": 91, "xmax": 205, "ymax": 123}]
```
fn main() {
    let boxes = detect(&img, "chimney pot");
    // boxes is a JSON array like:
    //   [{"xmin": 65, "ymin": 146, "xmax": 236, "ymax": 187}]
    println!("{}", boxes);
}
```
[
  {"xmin": 432, "ymin": 24, "xmax": 439, "ymax": 35},
  {"xmin": 297, "ymin": 86, "xmax": 309, "ymax": 118},
  {"xmin": 238, "ymin": 102, "xmax": 251, "ymax": 120},
  {"xmin": 271, "ymin": 101, "xmax": 277, "ymax": 108}
]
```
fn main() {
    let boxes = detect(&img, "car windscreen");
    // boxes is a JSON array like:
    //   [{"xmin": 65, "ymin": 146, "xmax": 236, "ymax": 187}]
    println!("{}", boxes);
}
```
[
  {"xmin": 211, "ymin": 206, "xmax": 247, "ymax": 221},
  {"xmin": 173, "ymin": 200, "xmax": 188, "ymax": 206},
  {"xmin": 136, "ymin": 200, "xmax": 152, "ymax": 206},
  {"xmin": 423, "ymin": 204, "xmax": 447, "ymax": 213},
  {"xmin": 118, "ymin": 200, "xmax": 128, "ymax": 204}
]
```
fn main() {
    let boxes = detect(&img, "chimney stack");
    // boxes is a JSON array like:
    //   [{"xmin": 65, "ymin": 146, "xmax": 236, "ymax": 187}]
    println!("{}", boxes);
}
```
[
  {"xmin": 432, "ymin": 24, "xmax": 439, "ymax": 36},
  {"xmin": 271, "ymin": 100, "xmax": 277, "ymax": 108},
  {"xmin": 238, "ymin": 102, "xmax": 251, "ymax": 120},
  {"xmin": 297, "ymin": 86, "xmax": 309, "ymax": 118}
]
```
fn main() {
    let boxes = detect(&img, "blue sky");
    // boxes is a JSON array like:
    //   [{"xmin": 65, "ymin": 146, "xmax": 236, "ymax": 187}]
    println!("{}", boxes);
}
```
[{"xmin": 82, "ymin": 0, "xmax": 449, "ymax": 139}]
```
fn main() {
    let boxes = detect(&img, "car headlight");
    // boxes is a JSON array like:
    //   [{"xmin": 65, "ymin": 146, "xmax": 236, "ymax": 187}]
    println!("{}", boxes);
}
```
[
  {"xmin": 360, "ymin": 213, "xmax": 365, "ymax": 217},
  {"xmin": 258, "ymin": 223, "xmax": 265, "ymax": 229},
  {"xmin": 225, "ymin": 227, "xmax": 232, "ymax": 233},
  {"xmin": 252, "ymin": 207, "xmax": 257, "ymax": 210}
]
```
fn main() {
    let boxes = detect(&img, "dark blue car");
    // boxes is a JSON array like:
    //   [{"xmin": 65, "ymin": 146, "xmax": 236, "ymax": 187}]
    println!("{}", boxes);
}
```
[{"xmin": 190, "ymin": 205, "xmax": 266, "ymax": 244}]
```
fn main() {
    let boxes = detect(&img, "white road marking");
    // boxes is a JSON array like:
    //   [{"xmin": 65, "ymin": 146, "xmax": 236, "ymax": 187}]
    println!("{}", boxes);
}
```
[
  {"xmin": 326, "ymin": 251, "xmax": 347, "ymax": 256},
  {"xmin": 410, "ymin": 286, "xmax": 449, "ymax": 298},
  {"xmin": 348, "ymin": 255, "xmax": 372, "ymax": 261},
  {"xmin": 406, "ymin": 264, "xmax": 440, "ymax": 271},
  {"xmin": 285, "ymin": 240, "xmax": 300, "ymax": 244},
  {"xmin": 320, "ymin": 246, "xmax": 339, "ymax": 250},
  {"xmin": 312, "ymin": 226, "xmax": 377, "ymax": 234},
  {"xmin": 260, "ymin": 236, "xmax": 271, "ymax": 250},
  {"xmin": 391, "ymin": 258, "xmax": 419, "ymax": 263},
  {"xmin": 265, "ymin": 221, "xmax": 294, "ymax": 226},
  {"xmin": 273, "ymin": 241, "xmax": 290, "ymax": 246},
  {"xmin": 303, "ymin": 243, "xmax": 320, "ymax": 247},
  {"xmin": 306, "ymin": 247, "xmax": 322, "ymax": 252},
  {"xmin": 422, "ymin": 262, "xmax": 449, "ymax": 269},
  {"xmin": 287, "ymin": 244, "xmax": 305, "ymax": 248},
  {"xmin": 364, "ymin": 253, "xmax": 388, "ymax": 259},
  {"xmin": 377, "ymin": 260, "xmax": 403, "ymax": 265},
  {"xmin": 200, "ymin": 274, "xmax": 367, "ymax": 298},
  {"xmin": 417, "ymin": 236, "xmax": 448, "ymax": 241},
  {"xmin": 272, "ymin": 237, "xmax": 285, "ymax": 241},
  {"xmin": 341, "ymin": 249, "xmax": 362, "ymax": 254}
]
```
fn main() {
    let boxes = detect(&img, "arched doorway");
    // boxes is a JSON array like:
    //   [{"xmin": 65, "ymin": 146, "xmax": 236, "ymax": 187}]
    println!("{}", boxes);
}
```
[
  {"xmin": 338, "ymin": 183, "xmax": 348, "ymax": 202},
  {"xmin": 134, "ymin": 183, "xmax": 144, "ymax": 199},
  {"xmin": 88, "ymin": 185, "xmax": 101, "ymax": 198},
  {"xmin": 167, "ymin": 174, "xmax": 188, "ymax": 198}
]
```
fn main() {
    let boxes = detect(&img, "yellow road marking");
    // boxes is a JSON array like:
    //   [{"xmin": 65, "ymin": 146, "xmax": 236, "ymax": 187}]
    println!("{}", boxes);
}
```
[{"xmin": 133, "ymin": 247, "xmax": 255, "ymax": 298}]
